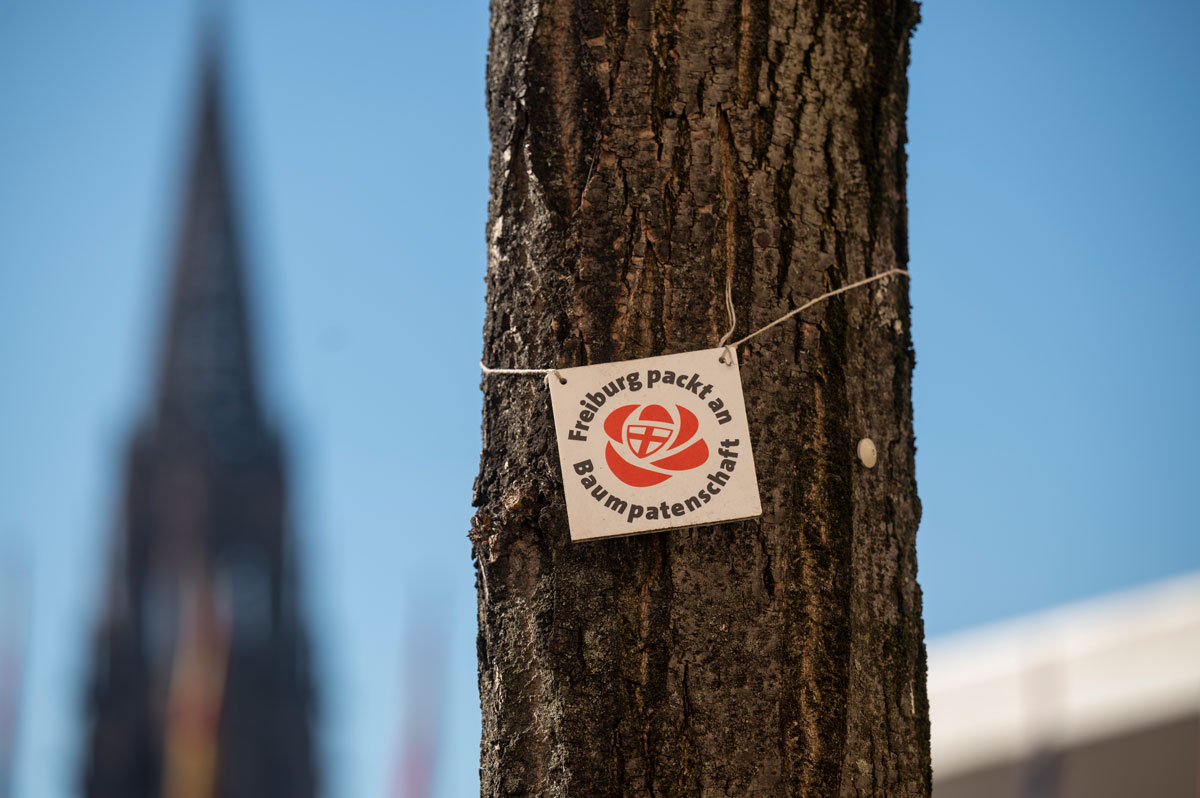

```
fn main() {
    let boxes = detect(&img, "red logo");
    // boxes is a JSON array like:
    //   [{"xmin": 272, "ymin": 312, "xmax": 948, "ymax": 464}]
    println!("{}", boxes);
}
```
[{"xmin": 603, "ymin": 404, "xmax": 709, "ymax": 487}]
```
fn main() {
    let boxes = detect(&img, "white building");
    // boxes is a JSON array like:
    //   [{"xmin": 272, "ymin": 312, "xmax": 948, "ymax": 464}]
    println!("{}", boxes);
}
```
[{"xmin": 929, "ymin": 572, "xmax": 1200, "ymax": 797}]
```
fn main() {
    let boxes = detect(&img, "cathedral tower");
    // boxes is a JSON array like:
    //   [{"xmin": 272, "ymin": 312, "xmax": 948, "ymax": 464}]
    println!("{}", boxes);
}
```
[{"xmin": 83, "ymin": 42, "xmax": 318, "ymax": 798}]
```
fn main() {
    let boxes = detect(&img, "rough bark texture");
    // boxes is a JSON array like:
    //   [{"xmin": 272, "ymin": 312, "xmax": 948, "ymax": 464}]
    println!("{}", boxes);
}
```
[{"xmin": 473, "ymin": 1, "xmax": 927, "ymax": 796}]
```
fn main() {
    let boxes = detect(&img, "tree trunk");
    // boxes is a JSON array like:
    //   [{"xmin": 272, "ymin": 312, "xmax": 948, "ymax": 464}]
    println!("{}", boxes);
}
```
[{"xmin": 474, "ymin": 1, "xmax": 927, "ymax": 796}]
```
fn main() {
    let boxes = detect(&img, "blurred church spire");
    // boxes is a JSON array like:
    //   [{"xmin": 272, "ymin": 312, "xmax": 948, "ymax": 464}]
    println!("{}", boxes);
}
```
[
  {"xmin": 82, "ymin": 26, "xmax": 318, "ymax": 798},
  {"xmin": 154, "ymin": 35, "xmax": 264, "ymax": 457}
]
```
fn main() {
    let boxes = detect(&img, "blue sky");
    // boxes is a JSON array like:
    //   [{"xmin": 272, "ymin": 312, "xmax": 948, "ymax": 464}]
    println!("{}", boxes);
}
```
[{"xmin": 0, "ymin": 2, "xmax": 1197, "ymax": 797}]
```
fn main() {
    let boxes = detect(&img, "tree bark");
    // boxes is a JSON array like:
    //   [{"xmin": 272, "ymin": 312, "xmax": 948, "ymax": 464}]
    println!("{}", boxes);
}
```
[{"xmin": 474, "ymin": 1, "xmax": 927, "ymax": 796}]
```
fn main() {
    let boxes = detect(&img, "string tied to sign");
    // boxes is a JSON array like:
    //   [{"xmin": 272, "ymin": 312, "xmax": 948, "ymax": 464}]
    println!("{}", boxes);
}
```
[
  {"xmin": 477, "ymin": 362, "xmax": 568, "ymax": 384},
  {"xmin": 479, "ymin": 267, "xmax": 910, "ymax": 382}
]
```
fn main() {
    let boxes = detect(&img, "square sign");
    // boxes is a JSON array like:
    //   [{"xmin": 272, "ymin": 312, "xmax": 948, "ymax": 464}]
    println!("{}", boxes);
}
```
[{"xmin": 548, "ymin": 347, "xmax": 762, "ymax": 542}]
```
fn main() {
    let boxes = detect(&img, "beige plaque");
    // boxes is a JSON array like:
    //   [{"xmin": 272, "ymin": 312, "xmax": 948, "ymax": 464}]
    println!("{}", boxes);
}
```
[{"xmin": 548, "ymin": 347, "xmax": 762, "ymax": 542}]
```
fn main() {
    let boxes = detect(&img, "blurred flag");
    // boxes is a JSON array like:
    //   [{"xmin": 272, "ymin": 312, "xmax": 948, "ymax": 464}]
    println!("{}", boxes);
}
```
[
  {"xmin": 162, "ymin": 571, "xmax": 231, "ymax": 798},
  {"xmin": 0, "ymin": 552, "xmax": 26, "ymax": 798},
  {"xmin": 392, "ymin": 605, "xmax": 447, "ymax": 798}
]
